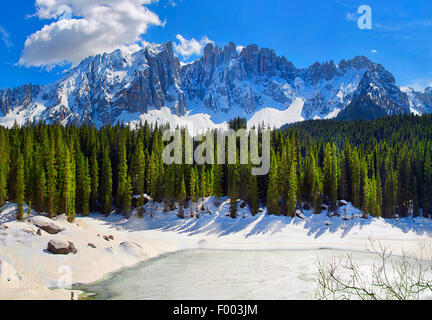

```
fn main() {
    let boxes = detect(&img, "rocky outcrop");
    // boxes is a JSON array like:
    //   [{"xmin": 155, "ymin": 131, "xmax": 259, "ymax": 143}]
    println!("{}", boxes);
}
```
[
  {"xmin": 338, "ymin": 64, "xmax": 411, "ymax": 121},
  {"xmin": 32, "ymin": 216, "xmax": 65, "ymax": 235},
  {"xmin": 0, "ymin": 43, "xmax": 187, "ymax": 127},
  {"xmin": 47, "ymin": 240, "xmax": 77, "ymax": 255},
  {"xmin": 0, "ymin": 41, "xmax": 430, "ymax": 127},
  {"xmin": 0, "ymin": 84, "xmax": 41, "ymax": 117}
]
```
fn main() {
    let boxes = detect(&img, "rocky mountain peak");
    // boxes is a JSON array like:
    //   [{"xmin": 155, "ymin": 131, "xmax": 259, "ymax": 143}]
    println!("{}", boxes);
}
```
[{"xmin": 0, "ymin": 41, "xmax": 430, "ymax": 128}]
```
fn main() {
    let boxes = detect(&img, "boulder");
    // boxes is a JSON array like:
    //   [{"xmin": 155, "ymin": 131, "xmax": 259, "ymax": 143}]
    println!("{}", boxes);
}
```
[
  {"xmin": 32, "ymin": 216, "xmax": 65, "ymax": 235},
  {"xmin": 88, "ymin": 243, "xmax": 96, "ymax": 249},
  {"xmin": 108, "ymin": 235, "xmax": 114, "ymax": 241},
  {"xmin": 295, "ymin": 210, "xmax": 305, "ymax": 219},
  {"xmin": 68, "ymin": 242, "xmax": 77, "ymax": 254},
  {"xmin": 103, "ymin": 235, "xmax": 110, "ymax": 241},
  {"xmin": 36, "ymin": 229, "xmax": 42, "ymax": 236},
  {"xmin": 239, "ymin": 201, "xmax": 247, "ymax": 209},
  {"xmin": 47, "ymin": 240, "xmax": 77, "ymax": 255}
]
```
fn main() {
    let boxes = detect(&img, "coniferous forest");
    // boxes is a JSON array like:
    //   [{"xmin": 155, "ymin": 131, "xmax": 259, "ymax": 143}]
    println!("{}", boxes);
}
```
[{"xmin": 0, "ymin": 113, "xmax": 432, "ymax": 223}]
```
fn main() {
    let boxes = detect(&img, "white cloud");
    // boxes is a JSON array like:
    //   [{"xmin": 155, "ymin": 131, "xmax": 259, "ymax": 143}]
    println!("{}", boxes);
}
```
[
  {"xmin": 19, "ymin": 0, "xmax": 164, "ymax": 67},
  {"xmin": 173, "ymin": 34, "xmax": 213, "ymax": 59},
  {"xmin": 370, "ymin": 49, "xmax": 378, "ymax": 53},
  {"xmin": 0, "ymin": 26, "xmax": 13, "ymax": 48},
  {"xmin": 345, "ymin": 12, "xmax": 357, "ymax": 22},
  {"xmin": 405, "ymin": 78, "xmax": 432, "ymax": 91}
]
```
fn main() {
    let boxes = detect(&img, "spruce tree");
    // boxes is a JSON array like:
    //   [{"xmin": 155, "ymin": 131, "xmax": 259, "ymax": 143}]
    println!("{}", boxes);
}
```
[
  {"xmin": 99, "ymin": 144, "xmax": 113, "ymax": 216},
  {"xmin": 266, "ymin": 149, "xmax": 280, "ymax": 215},
  {"xmin": 76, "ymin": 153, "xmax": 91, "ymax": 216},
  {"xmin": 177, "ymin": 174, "xmax": 187, "ymax": 219},
  {"xmin": 424, "ymin": 150, "xmax": 432, "ymax": 217},
  {"xmin": 130, "ymin": 139, "xmax": 146, "ymax": 196},
  {"xmin": 89, "ymin": 149, "xmax": 99, "ymax": 211},
  {"xmin": 46, "ymin": 142, "xmax": 57, "ymax": 217},
  {"xmin": 286, "ymin": 161, "xmax": 298, "ymax": 217},
  {"xmin": 116, "ymin": 140, "xmax": 132, "ymax": 215},
  {"xmin": 247, "ymin": 173, "xmax": 259, "ymax": 216},
  {"xmin": 16, "ymin": 153, "xmax": 25, "ymax": 221},
  {"xmin": 0, "ymin": 131, "xmax": 9, "ymax": 206},
  {"xmin": 35, "ymin": 168, "xmax": 47, "ymax": 213}
]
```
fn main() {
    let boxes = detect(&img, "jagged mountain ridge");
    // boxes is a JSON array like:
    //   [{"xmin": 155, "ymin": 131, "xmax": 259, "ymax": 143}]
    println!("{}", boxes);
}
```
[{"xmin": 0, "ymin": 41, "xmax": 430, "ymax": 129}]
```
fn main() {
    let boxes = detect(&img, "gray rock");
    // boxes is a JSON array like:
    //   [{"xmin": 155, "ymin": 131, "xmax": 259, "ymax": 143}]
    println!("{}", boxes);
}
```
[
  {"xmin": 32, "ymin": 216, "xmax": 65, "ymax": 235},
  {"xmin": 47, "ymin": 240, "xmax": 77, "ymax": 255},
  {"xmin": 88, "ymin": 243, "xmax": 96, "ymax": 248}
]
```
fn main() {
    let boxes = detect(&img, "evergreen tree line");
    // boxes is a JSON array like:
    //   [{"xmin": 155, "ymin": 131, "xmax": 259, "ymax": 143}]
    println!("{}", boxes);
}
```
[{"xmin": 0, "ymin": 113, "xmax": 431, "ymax": 222}]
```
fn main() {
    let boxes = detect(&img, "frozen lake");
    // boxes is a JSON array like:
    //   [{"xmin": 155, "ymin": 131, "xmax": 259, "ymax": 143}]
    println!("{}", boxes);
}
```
[{"xmin": 78, "ymin": 249, "xmax": 387, "ymax": 300}]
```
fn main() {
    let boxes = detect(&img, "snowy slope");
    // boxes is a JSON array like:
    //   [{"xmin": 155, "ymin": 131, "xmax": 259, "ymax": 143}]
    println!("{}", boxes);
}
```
[
  {"xmin": 247, "ymin": 98, "xmax": 305, "ymax": 129},
  {"xmin": 0, "ymin": 42, "xmax": 431, "ymax": 130}
]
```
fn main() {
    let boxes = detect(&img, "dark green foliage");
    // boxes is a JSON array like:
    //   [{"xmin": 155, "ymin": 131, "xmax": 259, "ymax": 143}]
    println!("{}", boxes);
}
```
[
  {"xmin": 99, "ymin": 143, "xmax": 112, "ymax": 216},
  {"xmin": 0, "ymin": 114, "xmax": 431, "ymax": 222},
  {"xmin": 16, "ymin": 153, "xmax": 25, "ymax": 221}
]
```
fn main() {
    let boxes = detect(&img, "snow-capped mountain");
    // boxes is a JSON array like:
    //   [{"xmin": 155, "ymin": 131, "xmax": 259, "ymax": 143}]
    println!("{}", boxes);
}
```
[
  {"xmin": 337, "ymin": 64, "xmax": 412, "ymax": 121},
  {"xmin": 0, "ymin": 41, "xmax": 430, "ymax": 130},
  {"xmin": 0, "ymin": 43, "xmax": 187, "ymax": 128}
]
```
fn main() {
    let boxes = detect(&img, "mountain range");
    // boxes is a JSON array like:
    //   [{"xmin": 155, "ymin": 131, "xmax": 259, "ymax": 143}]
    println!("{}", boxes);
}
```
[{"xmin": 0, "ymin": 41, "xmax": 431, "ymax": 132}]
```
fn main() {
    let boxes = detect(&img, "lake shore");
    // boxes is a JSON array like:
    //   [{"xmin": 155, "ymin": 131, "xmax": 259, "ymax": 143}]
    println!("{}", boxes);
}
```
[{"xmin": 1, "ymin": 198, "xmax": 432, "ymax": 300}]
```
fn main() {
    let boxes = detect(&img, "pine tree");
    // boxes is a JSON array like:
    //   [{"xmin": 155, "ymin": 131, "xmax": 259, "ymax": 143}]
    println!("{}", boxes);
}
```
[
  {"xmin": 323, "ymin": 143, "xmax": 338, "ymax": 211},
  {"xmin": 177, "ymin": 174, "xmax": 187, "ymax": 219},
  {"xmin": 163, "ymin": 164, "xmax": 176, "ymax": 211},
  {"xmin": 247, "ymin": 173, "xmax": 259, "ymax": 216},
  {"xmin": 116, "ymin": 140, "xmax": 132, "ymax": 215},
  {"xmin": 16, "ymin": 153, "xmax": 25, "ymax": 221},
  {"xmin": 266, "ymin": 149, "xmax": 280, "ymax": 215},
  {"xmin": 383, "ymin": 157, "xmax": 396, "ymax": 218},
  {"xmin": 213, "ymin": 164, "xmax": 224, "ymax": 199},
  {"xmin": 99, "ymin": 144, "xmax": 113, "ymax": 216},
  {"xmin": 0, "ymin": 130, "xmax": 9, "ymax": 206},
  {"xmin": 46, "ymin": 142, "xmax": 57, "ymax": 217},
  {"xmin": 76, "ymin": 153, "xmax": 91, "ymax": 216},
  {"xmin": 229, "ymin": 163, "xmax": 240, "ymax": 219},
  {"xmin": 89, "ymin": 149, "xmax": 99, "ymax": 211},
  {"xmin": 286, "ymin": 160, "xmax": 298, "ymax": 217},
  {"xmin": 130, "ymin": 138, "xmax": 146, "ymax": 196},
  {"xmin": 397, "ymin": 149, "xmax": 412, "ymax": 217},
  {"xmin": 58, "ymin": 146, "xmax": 73, "ymax": 219},
  {"xmin": 189, "ymin": 166, "xmax": 197, "ymax": 217},
  {"xmin": 35, "ymin": 168, "xmax": 47, "ymax": 213},
  {"xmin": 424, "ymin": 150, "xmax": 432, "ymax": 217}
]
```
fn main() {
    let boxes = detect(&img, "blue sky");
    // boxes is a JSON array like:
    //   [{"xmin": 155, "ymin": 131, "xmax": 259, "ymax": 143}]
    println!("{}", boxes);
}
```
[{"xmin": 0, "ymin": 0, "xmax": 431, "ymax": 90}]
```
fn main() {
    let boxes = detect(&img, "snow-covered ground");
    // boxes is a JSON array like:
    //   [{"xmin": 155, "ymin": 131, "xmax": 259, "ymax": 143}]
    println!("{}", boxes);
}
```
[{"xmin": 0, "ymin": 198, "xmax": 431, "ymax": 300}]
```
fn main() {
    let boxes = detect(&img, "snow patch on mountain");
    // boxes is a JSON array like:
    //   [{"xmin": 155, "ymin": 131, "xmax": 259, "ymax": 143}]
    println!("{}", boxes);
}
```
[
  {"xmin": 0, "ymin": 42, "xmax": 431, "ymax": 130},
  {"xmin": 247, "ymin": 98, "xmax": 305, "ymax": 129},
  {"xmin": 122, "ymin": 107, "xmax": 229, "ymax": 136}
]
